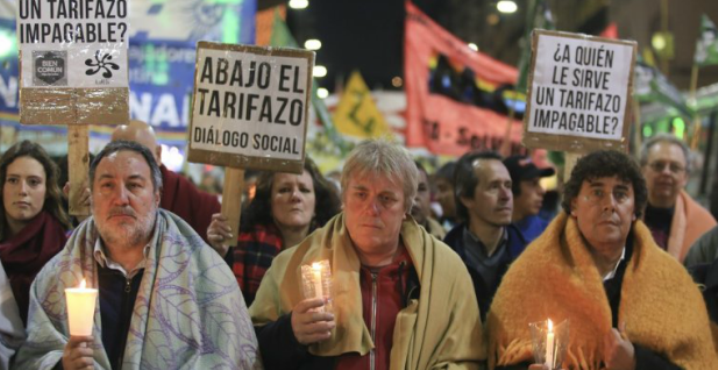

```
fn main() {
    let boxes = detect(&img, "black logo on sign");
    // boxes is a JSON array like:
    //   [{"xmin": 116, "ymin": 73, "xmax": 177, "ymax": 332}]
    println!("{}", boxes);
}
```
[
  {"xmin": 34, "ymin": 51, "xmax": 67, "ymax": 86},
  {"xmin": 85, "ymin": 51, "xmax": 120, "ymax": 78}
]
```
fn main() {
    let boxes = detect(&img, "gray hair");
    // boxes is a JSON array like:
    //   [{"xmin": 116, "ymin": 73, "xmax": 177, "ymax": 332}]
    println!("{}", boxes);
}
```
[
  {"xmin": 90, "ymin": 140, "xmax": 163, "ymax": 193},
  {"xmin": 639, "ymin": 134, "xmax": 691, "ymax": 173},
  {"xmin": 341, "ymin": 139, "xmax": 419, "ymax": 213}
]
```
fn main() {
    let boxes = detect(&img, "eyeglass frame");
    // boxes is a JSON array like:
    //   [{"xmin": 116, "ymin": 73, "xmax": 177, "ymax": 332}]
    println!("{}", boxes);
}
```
[{"xmin": 646, "ymin": 160, "xmax": 687, "ymax": 175}]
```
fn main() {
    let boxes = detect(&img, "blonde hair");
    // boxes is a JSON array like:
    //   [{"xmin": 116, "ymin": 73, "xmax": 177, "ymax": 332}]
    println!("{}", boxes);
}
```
[{"xmin": 340, "ymin": 139, "xmax": 419, "ymax": 213}]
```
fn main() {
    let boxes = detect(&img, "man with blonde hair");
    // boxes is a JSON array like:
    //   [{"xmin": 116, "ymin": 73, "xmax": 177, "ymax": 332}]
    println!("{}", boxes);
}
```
[{"xmin": 250, "ymin": 139, "xmax": 483, "ymax": 369}]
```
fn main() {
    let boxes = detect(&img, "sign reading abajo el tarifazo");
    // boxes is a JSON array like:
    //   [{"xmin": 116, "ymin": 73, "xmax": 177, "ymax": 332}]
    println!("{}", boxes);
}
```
[
  {"xmin": 522, "ymin": 30, "xmax": 637, "ymax": 153},
  {"xmin": 188, "ymin": 42, "xmax": 314, "ymax": 173},
  {"xmin": 188, "ymin": 42, "xmax": 314, "ymax": 246},
  {"xmin": 17, "ymin": 0, "xmax": 130, "ymax": 216}
]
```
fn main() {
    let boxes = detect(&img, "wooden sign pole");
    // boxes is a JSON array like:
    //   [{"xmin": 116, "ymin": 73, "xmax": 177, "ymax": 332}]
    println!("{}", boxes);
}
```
[
  {"xmin": 68, "ymin": 125, "xmax": 90, "ymax": 216},
  {"xmin": 564, "ymin": 152, "xmax": 582, "ymax": 182},
  {"xmin": 221, "ymin": 167, "xmax": 245, "ymax": 247}
]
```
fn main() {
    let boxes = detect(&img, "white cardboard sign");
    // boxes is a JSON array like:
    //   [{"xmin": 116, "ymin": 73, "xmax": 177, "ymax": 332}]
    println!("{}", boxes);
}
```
[
  {"xmin": 17, "ymin": 0, "xmax": 129, "ymax": 88},
  {"xmin": 524, "ymin": 30, "xmax": 636, "ymax": 150},
  {"xmin": 188, "ymin": 42, "xmax": 314, "ymax": 172}
]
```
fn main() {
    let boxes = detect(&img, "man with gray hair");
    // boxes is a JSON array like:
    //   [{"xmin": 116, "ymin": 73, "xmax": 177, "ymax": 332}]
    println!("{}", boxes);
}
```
[
  {"xmin": 250, "ymin": 139, "xmax": 483, "ymax": 369},
  {"xmin": 14, "ymin": 141, "xmax": 261, "ymax": 370},
  {"xmin": 640, "ymin": 134, "xmax": 716, "ymax": 262}
]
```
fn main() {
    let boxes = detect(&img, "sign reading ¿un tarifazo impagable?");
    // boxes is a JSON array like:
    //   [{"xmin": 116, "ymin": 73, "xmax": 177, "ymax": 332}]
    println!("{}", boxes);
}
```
[
  {"xmin": 522, "ymin": 30, "xmax": 637, "ymax": 152},
  {"xmin": 188, "ymin": 42, "xmax": 314, "ymax": 174},
  {"xmin": 17, "ymin": 0, "xmax": 129, "ymax": 125}
]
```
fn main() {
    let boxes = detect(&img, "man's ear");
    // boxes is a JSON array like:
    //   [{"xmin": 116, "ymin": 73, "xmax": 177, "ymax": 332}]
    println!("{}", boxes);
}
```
[
  {"xmin": 570, "ymin": 197, "xmax": 578, "ymax": 217},
  {"xmin": 155, "ymin": 145, "xmax": 163, "ymax": 164}
]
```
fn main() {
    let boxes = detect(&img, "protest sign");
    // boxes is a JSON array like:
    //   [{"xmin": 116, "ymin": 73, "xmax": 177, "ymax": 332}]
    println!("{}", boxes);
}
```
[
  {"xmin": 188, "ymin": 42, "xmax": 314, "ymax": 173},
  {"xmin": 523, "ymin": 30, "xmax": 637, "ymax": 152},
  {"xmin": 17, "ymin": 0, "xmax": 129, "ymax": 125}
]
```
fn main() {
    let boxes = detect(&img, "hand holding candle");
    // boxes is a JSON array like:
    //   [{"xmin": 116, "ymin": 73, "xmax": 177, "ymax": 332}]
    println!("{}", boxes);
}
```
[
  {"xmin": 65, "ymin": 278, "xmax": 98, "ymax": 336},
  {"xmin": 301, "ymin": 260, "xmax": 333, "ymax": 313},
  {"xmin": 529, "ymin": 318, "xmax": 569, "ymax": 370}
]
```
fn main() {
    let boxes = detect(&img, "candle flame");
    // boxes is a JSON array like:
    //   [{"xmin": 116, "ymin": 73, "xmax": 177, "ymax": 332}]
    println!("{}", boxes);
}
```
[
  {"xmin": 79, "ymin": 279, "xmax": 86, "ymax": 289},
  {"xmin": 548, "ymin": 319, "xmax": 553, "ymax": 332},
  {"xmin": 312, "ymin": 262, "xmax": 322, "ymax": 271}
]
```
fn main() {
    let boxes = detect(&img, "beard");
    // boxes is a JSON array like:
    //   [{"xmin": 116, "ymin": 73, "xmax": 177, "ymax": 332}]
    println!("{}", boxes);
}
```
[{"xmin": 96, "ymin": 205, "xmax": 157, "ymax": 250}]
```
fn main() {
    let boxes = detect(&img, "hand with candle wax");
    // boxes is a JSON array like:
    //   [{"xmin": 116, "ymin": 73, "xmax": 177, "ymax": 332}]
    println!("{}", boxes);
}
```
[
  {"xmin": 602, "ymin": 322, "xmax": 636, "ymax": 370},
  {"xmin": 291, "ymin": 297, "xmax": 336, "ymax": 345},
  {"xmin": 62, "ymin": 335, "xmax": 94, "ymax": 370}
]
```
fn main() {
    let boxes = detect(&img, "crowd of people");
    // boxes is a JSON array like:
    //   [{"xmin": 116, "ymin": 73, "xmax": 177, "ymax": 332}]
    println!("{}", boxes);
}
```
[{"xmin": 0, "ymin": 122, "xmax": 717, "ymax": 369}]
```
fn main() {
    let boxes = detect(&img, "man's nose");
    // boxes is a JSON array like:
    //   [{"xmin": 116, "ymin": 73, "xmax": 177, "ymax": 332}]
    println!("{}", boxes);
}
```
[{"xmin": 113, "ymin": 185, "xmax": 130, "ymax": 205}]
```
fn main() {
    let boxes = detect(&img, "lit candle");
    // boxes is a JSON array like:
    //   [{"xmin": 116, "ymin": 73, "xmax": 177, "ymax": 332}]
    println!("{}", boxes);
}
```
[
  {"xmin": 546, "ymin": 319, "xmax": 555, "ymax": 368},
  {"xmin": 312, "ymin": 262, "xmax": 324, "ymax": 302},
  {"xmin": 65, "ymin": 279, "xmax": 98, "ymax": 336}
]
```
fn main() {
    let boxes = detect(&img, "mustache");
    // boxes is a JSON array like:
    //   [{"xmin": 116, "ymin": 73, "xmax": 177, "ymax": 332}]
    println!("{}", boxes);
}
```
[{"xmin": 108, "ymin": 207, "xmax": 136, "ymax": 218}]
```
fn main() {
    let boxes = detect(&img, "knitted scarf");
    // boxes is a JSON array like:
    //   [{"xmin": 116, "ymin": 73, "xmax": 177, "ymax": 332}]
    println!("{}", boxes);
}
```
[
  {"xmin": 250, "ymin": 213, "xmax": 483, "ymax": 369},
  {"xmin": 13, "ymin": 210, "xmax": 261, "ymax": 370},
  {"xmin": 487, "ymin": 212, "xmax": 717, "ymax": 370}
]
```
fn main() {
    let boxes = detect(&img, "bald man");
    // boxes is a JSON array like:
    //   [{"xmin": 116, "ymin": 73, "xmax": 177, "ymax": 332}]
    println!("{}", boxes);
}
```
[{"xmin": 112, "ymin": 120, "xmax": 221, "ymax": 245}]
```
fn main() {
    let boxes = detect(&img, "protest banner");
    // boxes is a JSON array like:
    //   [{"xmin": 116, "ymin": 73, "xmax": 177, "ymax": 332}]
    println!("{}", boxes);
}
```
[
  {"xmin": 523, "ymin": 30, "xmax": 637, "ymax": 153},
  {"xmin": 17, "ymin": 0, "xmax": 130, "ymax": 216},
  {"xmin": 188, "ymin": 41, "xmax": 314, "ymax": 245}
]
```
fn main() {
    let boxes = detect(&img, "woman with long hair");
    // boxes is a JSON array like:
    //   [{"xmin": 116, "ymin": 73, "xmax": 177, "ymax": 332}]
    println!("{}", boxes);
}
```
[
  {"xmin": 0, "ymin": 140, "xmax": 71, "ymax": 325},
  {"xmin": 208, "ymin": 158, "xmax": 341, "ymax": 306}
]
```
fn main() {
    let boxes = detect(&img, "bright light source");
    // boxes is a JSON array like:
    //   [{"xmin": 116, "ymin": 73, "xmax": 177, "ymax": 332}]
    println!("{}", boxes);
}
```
[
  {"xmin": 304, "ymin": 39, "xmax": 322, "ymax": 50},
  {"xmin": 313, "ymin": 65, "xmax": 327, "ymax": 78},
  {"xmin": 652, "ymin": 33, "xmax": 666, "ymax": 51},
  {"xmin": 392, "ymin": 76, "xmax": 403, "ymax": 87},
  {"xmin": 468, "ymin": 43, "xmax": 478, "ymax": 52},
  {"xmin": 317, "ymin": 88, "xmax": 329, "ymax": 99},
  {"xmin": 0, "ymin": 31, "xmax": 15, "ymax": 58},
  {"xmin": 497, "ymin": 0, "xmax": 517, "ymax": 14},
  {"xmin": 289, "ymin": 0, "xmax": 309, "ymax": 9}
]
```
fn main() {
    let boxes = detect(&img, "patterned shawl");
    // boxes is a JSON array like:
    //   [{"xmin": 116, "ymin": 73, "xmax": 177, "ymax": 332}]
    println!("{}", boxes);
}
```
[{"xmin": 13, "ymin": 209, "xmax": 262, "ymax": 370}]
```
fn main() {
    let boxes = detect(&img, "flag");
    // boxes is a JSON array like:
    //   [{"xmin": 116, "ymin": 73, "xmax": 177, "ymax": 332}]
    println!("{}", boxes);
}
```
[
  {"xmin": 333, "ymin": 71, "xmax": 393, "ymax": 139},
  {"xmin": 634, "ymin": 55, "xmax": 692, "ymax": 118},
  {"xmin": 270, "ymin": 11, "xmax": 348, "ymax": 155},
  {"xmin": 695, "ymin": 14, "xmax": 718, "ymax": 67},
  {"xmin": 600, "ymin": 23, "xmax": 618, "ymax": 39},
  {"xmin": 404, "ymin": 2, "xmax": 523, "ymax": 157},
  {"xmin": 516, "ymin": 0, "xmax": 555, "ymax": 93}
]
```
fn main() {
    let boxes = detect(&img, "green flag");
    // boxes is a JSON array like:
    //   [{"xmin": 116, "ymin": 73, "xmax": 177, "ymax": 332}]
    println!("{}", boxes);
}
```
[
  {"xmin": 694, "ymin": 14, "xmax": 718, "ymax": 67},
  {"xmin": 634, "ymin": 54, "xmax": 692, "ymax": 118},
  {"xmin": 270, "ymin": 10, "xmax": 349, "ymax": 155},
  {"xmin": 516, "ymin": 0, "xmax": 555, "ymax": 92}
]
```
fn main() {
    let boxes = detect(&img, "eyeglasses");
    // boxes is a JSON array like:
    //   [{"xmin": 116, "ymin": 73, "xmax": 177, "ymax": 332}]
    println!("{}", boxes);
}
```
[{"xmin": 648, "ymin": 161, "xmax": 685, "ymax": 175}]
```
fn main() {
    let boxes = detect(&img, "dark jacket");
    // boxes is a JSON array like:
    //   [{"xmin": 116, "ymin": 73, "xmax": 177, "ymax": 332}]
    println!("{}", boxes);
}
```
[
  {"xmin": 443, "ymin": 223, "xmax": 528, "ymax": 320},
  {"xmin": 689, "ymin": 257, "xmax": 718, "ymax": 325}
]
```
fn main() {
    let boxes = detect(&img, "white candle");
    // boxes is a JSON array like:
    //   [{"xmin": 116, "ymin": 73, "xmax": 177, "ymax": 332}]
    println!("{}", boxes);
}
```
[
  {"xmin": 65, "ymin": 279, "xmax": 98, "ymax": 336},
  {"xmin": 546, "ymin": 319, "xmax": 555, "ymax": 368},
  {"xmin": 312, "ymin": 262, "xmax": 324, "ymax": 301}
]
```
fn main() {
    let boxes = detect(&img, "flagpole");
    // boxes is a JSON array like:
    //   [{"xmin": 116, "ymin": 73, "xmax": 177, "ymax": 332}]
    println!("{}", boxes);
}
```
[
  {"xmin": 690, "ymin": 64, "xmax": 701, "ymax": 149},
  {"xmin": 500, "ymin": 107, "xmax": 516, "ymax": 157}
]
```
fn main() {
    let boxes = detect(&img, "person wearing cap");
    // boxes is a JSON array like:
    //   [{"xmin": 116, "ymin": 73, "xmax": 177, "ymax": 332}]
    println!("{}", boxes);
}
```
[
  {"xmin": 443, "ymin": 151, "xmax": 528, "ymax": 322},
  {"xmin": 503, "ymin": 155, "xmax": 555, "ymax": 243}
]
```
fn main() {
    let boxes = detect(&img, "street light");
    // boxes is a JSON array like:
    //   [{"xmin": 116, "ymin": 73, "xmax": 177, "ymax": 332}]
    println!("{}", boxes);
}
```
[
  {"xmin": 304, "ymin": 39, "xmax": 322, "ymax": 50},
  {"xmin": 289, "ymin": 0, "xmax": 309, "ymax": 10},
  {"xmin": 497, "ymin": 0, "xmax": 517, "ymax": 14},
  {"xmin": 314, "ymin": 65, "xmax": 327, "ymax": 78}
]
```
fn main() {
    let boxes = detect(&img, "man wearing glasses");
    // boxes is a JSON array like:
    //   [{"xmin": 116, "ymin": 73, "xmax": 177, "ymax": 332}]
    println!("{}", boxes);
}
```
[{"xmin": 639, "ymin": 134, "xmax": 716, "ymax": 262}]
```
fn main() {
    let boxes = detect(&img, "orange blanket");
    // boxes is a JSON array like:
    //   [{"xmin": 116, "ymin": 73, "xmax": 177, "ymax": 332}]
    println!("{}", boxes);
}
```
[
  {"xmin": 667, "ymin": 190, "xmax": 716, "ymax": 262},
  {"xmin": 487, "ymin": 212, "xmax": 717, "ymax": 370}
]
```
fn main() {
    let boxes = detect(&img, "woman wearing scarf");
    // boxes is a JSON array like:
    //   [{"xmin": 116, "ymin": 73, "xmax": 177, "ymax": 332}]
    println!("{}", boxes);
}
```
[
  {"xmin": 0, "ymin": 140, "xmax": 70, "ymax": 326},
  {"xmin": 208, "ymin": 157, "xmax": 341, "ymax": 306}
]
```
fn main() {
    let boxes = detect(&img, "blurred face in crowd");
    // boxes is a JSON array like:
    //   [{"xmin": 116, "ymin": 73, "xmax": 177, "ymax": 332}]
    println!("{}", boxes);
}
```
[
  {"xmin": 344, "ymin": 171, "xmax": 406, "ymax": 256},
  {"xmin": 514, "ymin": 177, "xmax": 546, "ymax": 221},
  {"xmin": 271, "ymin": 171, "xmax": 316, "ymax": 231},
  {"xmin": 435, "ymin": 177, "xmax": 456, "ymax": 220},
  {"xmin": 460, "ymin": 159, "xmax": 513, "ymax": 229},
  {"xmin": 3, "ymin": 156, "xmax": 47, "ymax": 229},
  {"xmin": 642, "ymin": 142, "xmax": 688, "ymax": 208},
  {"xmin": 570, "ymin": 176, "xmax": 635, "ymax": 254},
  {"xmin": 410, "ymin": 170, "xmax": 431, "ymax": 226},
  {"xmin": 92, "ymin": 151, "xmax": 159, "ymax": 250}
]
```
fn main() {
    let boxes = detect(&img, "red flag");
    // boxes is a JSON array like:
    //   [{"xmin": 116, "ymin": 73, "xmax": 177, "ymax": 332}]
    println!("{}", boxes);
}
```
[
  {"xmin": 404, "ymin": 1, "xmax": 523, "ymax": 156},
  {"xmin": 600, "ymin": 23, "xmax": 619, "ymax": 39}
]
